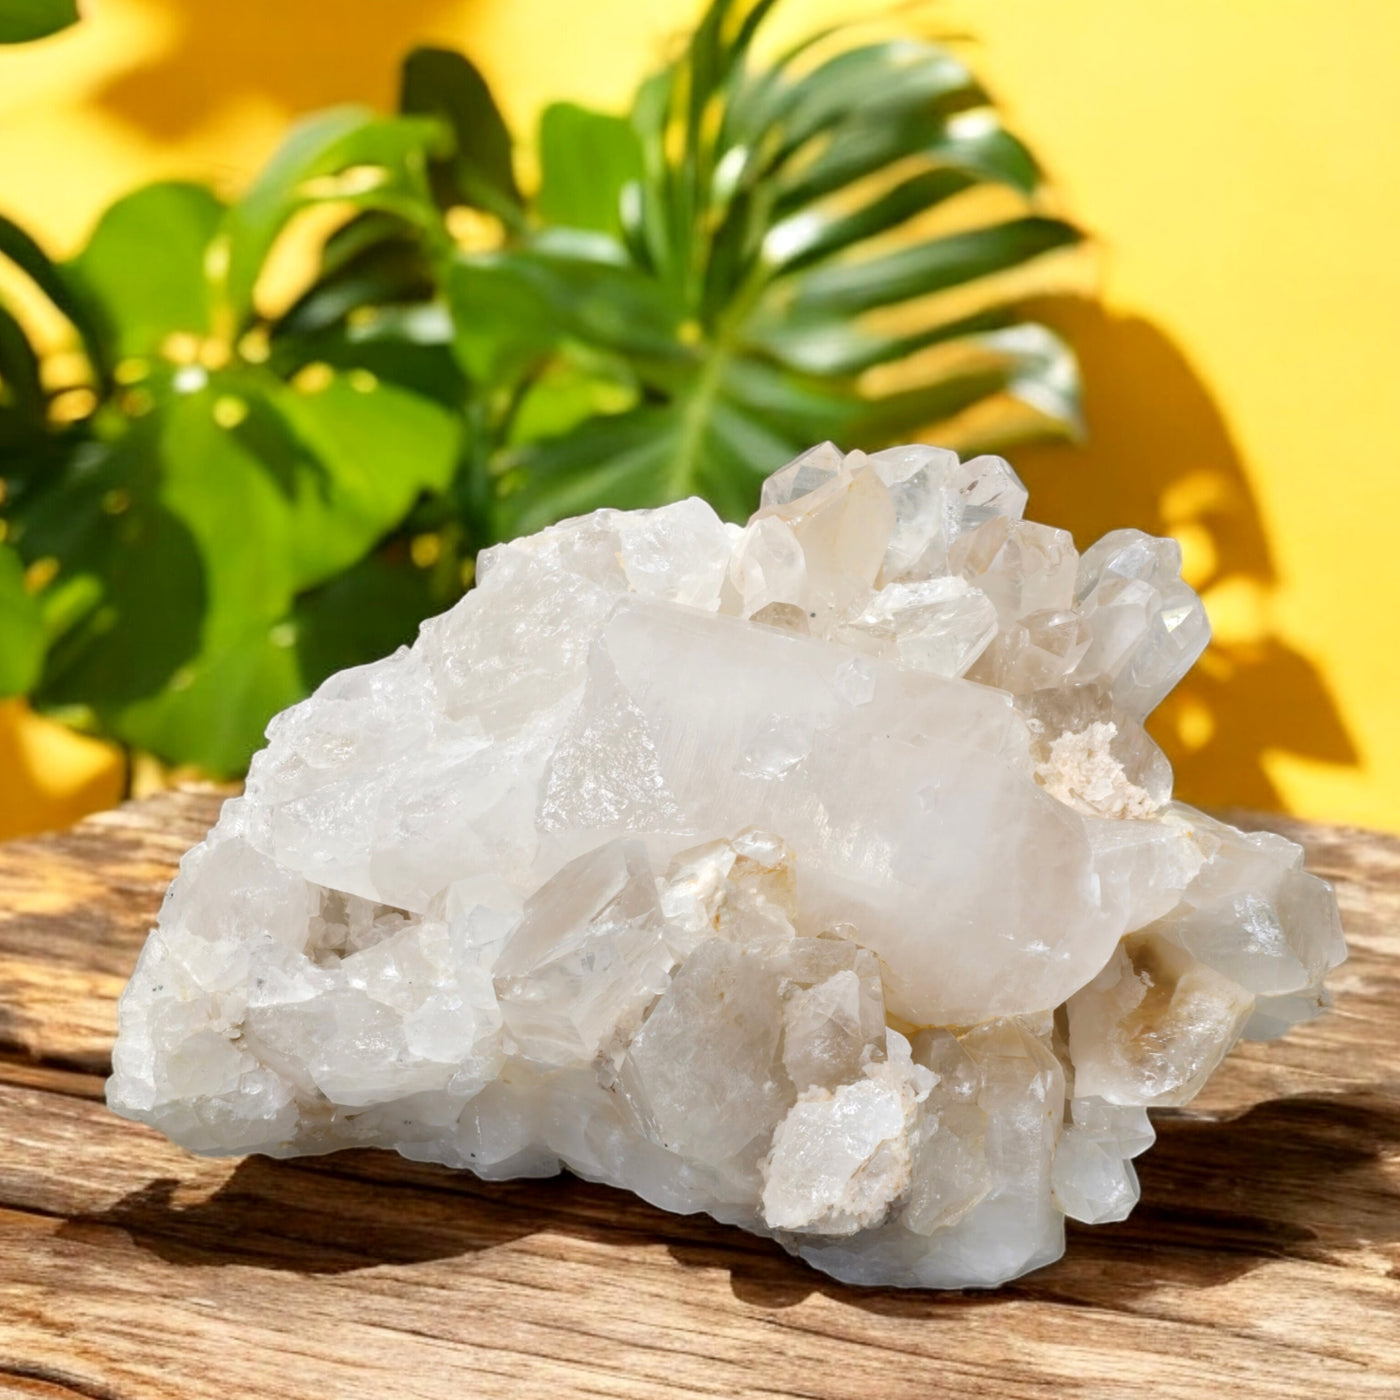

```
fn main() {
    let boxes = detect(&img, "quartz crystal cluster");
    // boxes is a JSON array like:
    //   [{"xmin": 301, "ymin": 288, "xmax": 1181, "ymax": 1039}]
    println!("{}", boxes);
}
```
[{"xmin": 107, "ymin": 442, "xmax": 1346, "ymax": 1288}]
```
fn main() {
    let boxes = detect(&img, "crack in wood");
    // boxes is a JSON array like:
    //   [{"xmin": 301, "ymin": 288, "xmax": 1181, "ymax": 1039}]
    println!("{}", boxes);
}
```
[{"xmin": 0, "ymin": 1362, "xmax": 127, "ymax": 1400}]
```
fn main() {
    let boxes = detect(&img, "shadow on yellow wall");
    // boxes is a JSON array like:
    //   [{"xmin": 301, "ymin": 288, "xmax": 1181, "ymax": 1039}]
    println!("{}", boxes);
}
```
[
  {"xmin": 1014, "ymin": 299, "xmax": 1357, "ymax": 811},
  {"xmin": 90, "ymin": 0, "xmax": 473, "ymax": 140}
]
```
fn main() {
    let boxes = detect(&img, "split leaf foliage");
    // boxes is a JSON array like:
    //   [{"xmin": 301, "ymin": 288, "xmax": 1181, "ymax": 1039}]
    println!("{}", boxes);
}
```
[{"xmin": 0, "ymin": 0, "xmax": 1082, "ymax": 773}]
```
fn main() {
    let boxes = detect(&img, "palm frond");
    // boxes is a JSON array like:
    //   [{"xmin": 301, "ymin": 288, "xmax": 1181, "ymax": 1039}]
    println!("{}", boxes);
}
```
[{"xmin": 493, "ymin": 0, "xmax": 1084, "ymax": 533}]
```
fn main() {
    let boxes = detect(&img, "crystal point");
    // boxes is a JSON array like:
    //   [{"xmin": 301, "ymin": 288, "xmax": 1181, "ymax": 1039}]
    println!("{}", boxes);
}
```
[{"xmin": 108, "ymin": 442, "xmax": 1345, "ymax": 1289}]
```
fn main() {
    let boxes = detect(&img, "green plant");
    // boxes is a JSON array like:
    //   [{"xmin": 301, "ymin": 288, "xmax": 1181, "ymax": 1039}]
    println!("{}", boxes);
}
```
[
  {"xmin": 0, "ymin": 0, "xmax": 1083, "ymax": 777},
  {"xmin": 0, "ymin": 130, "xmax": 465, "ymax": 773},
  {"xmin": 0, "ymin": 0, "xmax": 78, "ymax": 45}
]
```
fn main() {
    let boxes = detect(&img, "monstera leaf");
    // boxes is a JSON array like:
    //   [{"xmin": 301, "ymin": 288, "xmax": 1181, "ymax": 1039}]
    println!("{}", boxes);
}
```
[
  {"xmin": 0, "ymin": 543, "xmax": 43, "ymax": 696},
  {"xmin": 476, "ymin": 0, "xmax": 1082, "ymax": 534},
  {"xmin": 2, "ymin": 114, "xmax": 461, "ymax": 772}
]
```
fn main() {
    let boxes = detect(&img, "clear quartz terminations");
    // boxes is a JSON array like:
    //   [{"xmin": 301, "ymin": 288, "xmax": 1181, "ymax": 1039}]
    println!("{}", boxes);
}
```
[{"xmin": 107, "ymin": 442, "xmax": 1346, "ymax": 1288}]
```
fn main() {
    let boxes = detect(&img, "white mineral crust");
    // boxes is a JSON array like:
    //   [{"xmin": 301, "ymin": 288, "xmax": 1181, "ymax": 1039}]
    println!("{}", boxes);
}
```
[{"xmin": 107, "ymin": 442, "xmax": 1346, "ymax": 1288}]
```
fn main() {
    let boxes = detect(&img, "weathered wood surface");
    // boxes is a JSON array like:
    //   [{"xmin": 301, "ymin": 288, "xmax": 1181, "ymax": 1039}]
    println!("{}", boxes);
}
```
[{"xmin": 0, "ymin": 789, "xmax": 1397, "ymax": 1400}]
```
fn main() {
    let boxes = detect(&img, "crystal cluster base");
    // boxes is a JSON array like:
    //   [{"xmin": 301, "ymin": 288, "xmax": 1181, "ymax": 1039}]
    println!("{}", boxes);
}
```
[{"xmin": 107, "ymin": 442, "xmax": 1345, "ymax": 1288}]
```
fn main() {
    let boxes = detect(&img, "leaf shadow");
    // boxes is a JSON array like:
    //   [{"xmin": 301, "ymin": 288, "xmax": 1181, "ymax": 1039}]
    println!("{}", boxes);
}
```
[
  {"xmin": 90, "ymin": 0, "xmax": 474, "ymax": 150},
  {"xmin": 67, "ymin": 1090, "xmax": 1400, "ymax": 1314},
  {"xmin": 1012, "ymin": 298, "xmax": 1358, "ymax": 813}
]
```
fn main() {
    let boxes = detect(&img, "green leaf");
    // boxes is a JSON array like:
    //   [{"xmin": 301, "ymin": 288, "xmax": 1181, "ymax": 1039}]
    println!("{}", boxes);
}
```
[
  {"xmin": 22, "ymin": 362, "xmax": 458, "ymax": 767},
  {"xmin": 0, "ymin": 543, "xmax": 44, "ymax": 696},
  {"xmin": 502, "ymin": 385, "xmax": 798, "ymax": 535},
  {"xmin": 491, "ymin": 1, "xmax": 1084, "ymax": 540},
  {"xmin": 715, "ymin": 356, "xmax": 851, "ymax": 440},
  {"xmin": 259, "ymin": 373, "xmax": 460, "ymax": 590},
  {"xmin": 0, "ymin": 0, "xmax": 78, "ymax": 43},
  {"xmin": 278, "ymin": 306, "xmax": 467, "ymax": 407},
  {"xmin": 274, "ymin": 213, "xmax": 435, "ymax": 339},
  {"xmin": 140, "ymin": 376, "xmax": 455, "ymax": 630},
  {"xmin": 0, "ymin": 300, "xmax": 44, "ymax": 422},
  {"xmin": 453, "ymin": 241, "xmax": 685, "ymax": 379},
  {"xmin": 752, "ymin": 304, "xmax": 1021, "ymax": 378},
  {"xmin": 400, "ymin": 47, "xmax": 522, "ymax": 221},
  {"xmin": 525, "ymin": 246, "xmax": 687, "ymax": 363},
  {"xmin": 23, "ymin": 424, "xmax": 208, "ymax": 712},
  {"xmin": 782, "ymin": 216, "xmax": 1082, "ymax": 319},
  {"xmin": 66, "ymin": 182, "xmax": 226, "ymax": 358},
  {"xmin": 753, "ymin": 41, "xmax": 982, "ymax": 170},
  {"xmin": 154, "ymin": 393, "xmax": 309, "ymax": 636},
  {"xmin": 117, "ymin": 546, "xmax": 447, "ymax": 776},
  {"xmin": 448, "ymin": 253, "xmax": 560, "ymax": 387},
  {"xmin": 294, "ymin": 549, "xmax": 441, "ymax": 688},
  {"xmin": 623, "ymin": 70, "xmax": 678, "ymax": 280},
  {"xmin": 116, "ymin": 616, "xmax": 305, "ymax": 776},
  {"xmin": 105, "ymin": 373, "xmax": 459, "ymax": 773},
  {"xmin": 763, "ymin": 123, "xmax": 1047, "ymax": 276},
  {"xmin": 0, "ymin": 211, "xmax": 110, "ymax": 385},
  {"xmin": 506, "ymin": 349, "xmax": 640, "ymax": 446},
  {"xmin": 219, "ymin": 107, "xmax": 443, "ymax": 329},
  {"xmin": 502, "ymin": 410, "xmax": 693, "ymax": 533},
  {"xmin": 537, "ymin": 103, "xmax": 644, "ymax": 237},
  {"xmin": 853, "ymin": 323, "xmax": 1083, "ymax": 442},
  {"xmin": 762, "ymin": 168, "xmax": 978, "ymax": 277}
]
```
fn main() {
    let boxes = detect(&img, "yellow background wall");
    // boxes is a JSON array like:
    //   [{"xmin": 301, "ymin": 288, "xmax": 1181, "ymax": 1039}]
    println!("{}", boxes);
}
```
[{"xmin": 1, "ymin": 0, "xmax": 1397, "ymax": 834}]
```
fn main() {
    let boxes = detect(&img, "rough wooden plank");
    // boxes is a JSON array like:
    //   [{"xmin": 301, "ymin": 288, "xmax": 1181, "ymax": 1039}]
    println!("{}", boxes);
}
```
[
  {"xmin": 1, "ymin": 790, "xmax": 1397, "ymax": 1399},
  {"xmin": 0, "ymin": 788, "xmax": 225, "ymax": 1071}
]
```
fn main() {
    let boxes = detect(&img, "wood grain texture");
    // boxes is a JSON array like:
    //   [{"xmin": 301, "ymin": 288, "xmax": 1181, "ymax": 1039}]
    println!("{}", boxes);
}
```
[{"xmin": 0, "ymin": 789, "xmax": 1396, "ymax": 1400}]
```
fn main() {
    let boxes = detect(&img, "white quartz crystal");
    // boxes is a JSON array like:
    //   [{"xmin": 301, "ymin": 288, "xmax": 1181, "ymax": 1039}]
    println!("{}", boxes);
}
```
[{"xmin": 107, "ymin": 442, "xmax": 1346, "ymax": 1288}]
